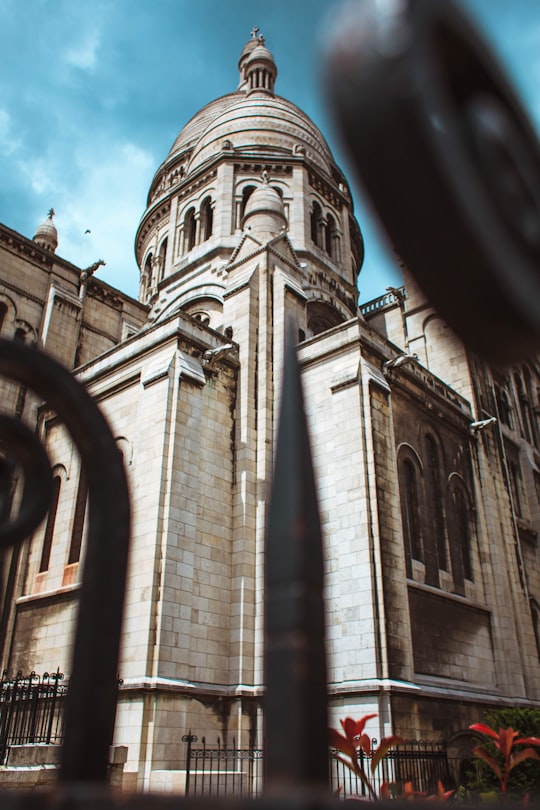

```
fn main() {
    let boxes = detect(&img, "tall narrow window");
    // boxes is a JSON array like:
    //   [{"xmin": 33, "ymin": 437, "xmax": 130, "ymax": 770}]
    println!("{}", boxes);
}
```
[
  {"xmin": 39, "ymin": 475, "xmax": 61, "ymax": 573},
  {"xmin": 0, "ymin": 303, "xmax": 7, "ymax": 332},
  {"xmin": 144, "ymin": 254, "xmax": 153, "ymax": 294},
  {"xmin": 453, "ymin": 485, "xmax": 473, "ymax": 583},
  {"xmin": 508, "ymin": 459, "xmax": 523, "ymax": 516},
  {"xmin": 425, "ymin": 434, "xmax": 447, "ymax": 572},
  {"xmin": 158, "ymin": 238, "xmax": 168, "ymax": 282},
  {"xmin": 515, "ymin": 372, "xmax": 533, "ymax": 443},
  {"xmin": 68, "ymin": 468, "xmax": 87, "ymax": 565},
  {"xmin": 185, "ymin": 208, "xmax": 196, "ymax": 252},
  {"xmin": 495, "ymin": 384, "xmax": 513, "ymax": 429},
  {"xmin": 325, "ymin": 214, "xmax": 337, "ymax": 258},
  {"xmin": 310, "ymin": 202, "xmax": 322, "ymax": 247},
  {"xmin": 201, "ymin": 197, "xmax": 213, "ymax": 241},
  {"xmin": 399, "ymin": 457, "xmax": 422, "ymax": 578},
  {"xmin": 240, "ymin": 185, "xmax": 255, "ymax": 226}
]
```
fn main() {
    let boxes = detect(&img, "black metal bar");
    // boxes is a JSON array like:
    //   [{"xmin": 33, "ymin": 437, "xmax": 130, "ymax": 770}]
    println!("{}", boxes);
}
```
[
  {"xmin": 183, "ymin": 731, "xmax": 197, "ymax": 795},
  {"xmin": 0, "ymin": 339, "xmax": 131, "ymax": 782},
  {"xmin": 323, "ymin": 0, "xmax": 540, "ymax": 365},
  {"xmin": 264, "ymin": 326, "xmax": 329, "ymax": 790},
  {"xmin": 45, "ymin": 670, "xmax": 62, "ymax": 744}
]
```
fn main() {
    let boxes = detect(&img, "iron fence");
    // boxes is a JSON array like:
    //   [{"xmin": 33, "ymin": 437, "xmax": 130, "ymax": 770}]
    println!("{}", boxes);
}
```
[
  {"xmin": 183, "ymin": 735, "xmax": 451, "ymax": 798},
  {"xmin": 183, "ymin": 735, "xmax": 263, "ymax": 797},
  {"xmin": 330, "ymin": 739, "xmax": 452, "ymax": 799},
  {"xmin": 0, "ymin": 670, "xmax": 67, "ymax": 763}
]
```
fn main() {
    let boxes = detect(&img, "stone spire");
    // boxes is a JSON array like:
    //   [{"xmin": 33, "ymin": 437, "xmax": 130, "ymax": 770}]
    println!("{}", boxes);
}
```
[
  {"xmin": 238, "ymin": 29, "xmax": 277, "ymax": 95},
  {"xmin": 33, "ymin": 208, "xmax": 58, "ymax": 253}
]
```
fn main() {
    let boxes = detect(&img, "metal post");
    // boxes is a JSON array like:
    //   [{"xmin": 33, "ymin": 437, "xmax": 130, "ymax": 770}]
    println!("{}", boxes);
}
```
[
  {"xmin": 182, "ymin": 731, "xmax": 197, "ymax": 795},
  {"xmin": 264, "ymin": 326, "xmax": 329, "ymax": 792}
]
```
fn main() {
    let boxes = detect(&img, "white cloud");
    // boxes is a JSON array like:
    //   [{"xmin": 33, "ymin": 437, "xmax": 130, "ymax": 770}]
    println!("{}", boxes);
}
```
[
  {"xmin": 64, "ymin": 29, "xmax": 101, "ymax": 71},
  {"xmin": 20, "ymin": 158, "xmax": 58, "ymax": 195}
]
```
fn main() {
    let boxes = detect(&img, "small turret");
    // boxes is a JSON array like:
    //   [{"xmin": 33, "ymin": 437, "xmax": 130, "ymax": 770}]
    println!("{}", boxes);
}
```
[
  {"xmin": 33, "ymin": 208, "xmax": 58, "ymax": 253},
  {"xmin": 238, "ymin": 28, "xmax": 277, "ymax": 95},
  {"xmin": 242, "ymin": 173, "xmax": 287, "ymax": 240}
]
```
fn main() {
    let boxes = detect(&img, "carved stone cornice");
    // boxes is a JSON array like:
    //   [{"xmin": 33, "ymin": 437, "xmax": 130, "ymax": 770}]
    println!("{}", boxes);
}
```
[
  {"xmin": 135, "ymin": 201, "xmax": 172, "ymax": 254},
  {"xmin": 308, "ymin": 170, "xmax": 343, "ymax": 209},
  {"xmin": 0, "ymin": 224, "xmax": 54, "ymax": 268},
  {"xmin": 176, "ymin": 167, "xmax": 218, "ymax": 203},
  {"xmin": 0, "ymin": 278, "xmax": 44, "ymax": 307},
  {"xmin": 234, "ymin": 162, "xmax": 293, "ymax": 177}
]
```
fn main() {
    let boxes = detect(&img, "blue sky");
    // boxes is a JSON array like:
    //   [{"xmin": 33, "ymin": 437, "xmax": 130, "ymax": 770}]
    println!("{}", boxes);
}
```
[{"xmin": 1, "ymin": 0, "xmax": 539, "ymax": 303}]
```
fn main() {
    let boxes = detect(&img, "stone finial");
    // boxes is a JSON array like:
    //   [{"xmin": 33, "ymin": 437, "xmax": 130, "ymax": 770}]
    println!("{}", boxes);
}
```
[{"xmin": 33, "ymin": 209, "xmax": 58, "ymax": 253}]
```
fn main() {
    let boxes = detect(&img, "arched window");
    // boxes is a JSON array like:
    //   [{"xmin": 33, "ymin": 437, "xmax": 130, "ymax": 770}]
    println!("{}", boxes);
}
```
[
  {"xmin": 39, "ymin": 475, "xmax": 61, "ymax": 573},
  {"xmin": 424, "ymin": 434, "xmax": 447, "ymax": 575},
  {"xmin": 515, "ymin": 372, "xmax": 533, "ymax": 443},
  {"xmin": 144, "ymin": 253, "xmax": 153, "ymax": 294},
  {"xmin": 450, "ymin": 484, "xmax": 473, "ymax": 585},
  {"xmin": 495, "ymin": 384, "xmax": 513, "ymax": 429},
  {"xmin": 508, "ymin": 459, "xmax": 523, "ymax": 516},
  {"xmin": 201, "ymin": 197, "xmax": 213, "ymax": 241},
  {"xmin": 310, "ymin": 202, "xmax": 322, "ymax": 247},
  {"xmin": 184, "ymin": 208, "xmax": 196, "ymax": 252},
  {"xmin": 192, "ymin": 311, "xmax": 210, "ymax": 326},
  {"xmin": 158, "ymin": 238, "xmax": 168, "ymax": 282},
  {"xmin": 306, "ymin": 301, "xmax": 344, "ymax": 337},
  {"xmin": 14, "ymin": 327, "xmax": 26, "ymax": 343},
  {"xmin": 68, "ymin": 467, "xmax": 87, "ymax": 565},
  {"xmin": 0, "ymin": 303, "xmax": 7, "ymax": 332},
  {"xmin": 325, "ymin": 214, "xmax": 338, "ymax": 259},
  {"xmin": 399, "ymin": 455, "xmax": 423, "ymax": 578},
  {"xmin": 240, "ymin": 185, "xmax": 255, "ymax": 226}
]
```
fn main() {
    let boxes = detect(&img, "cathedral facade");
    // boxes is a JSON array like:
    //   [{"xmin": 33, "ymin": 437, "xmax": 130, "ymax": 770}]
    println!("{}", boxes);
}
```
[{"xmin": 1, "ymin": 32, "xmax": 540, "ymax": 790}]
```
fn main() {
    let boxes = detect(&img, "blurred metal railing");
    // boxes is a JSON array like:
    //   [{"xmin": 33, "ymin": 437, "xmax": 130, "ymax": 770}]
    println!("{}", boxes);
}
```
[{"xmin": 0, "ymin": 670, "xmax": 66, "ymax": 763}]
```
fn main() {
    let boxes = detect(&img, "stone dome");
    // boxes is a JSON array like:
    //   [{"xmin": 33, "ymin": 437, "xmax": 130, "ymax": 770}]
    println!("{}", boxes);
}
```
[
  {"xmin": 246, "ymin": 43, "xmax": 274, "ymax": 68},
  {"xmin": 167, "ymin": 94, "xmax": 240, "ymax": 162},
  {"xmin": 33, "ymin": 209, "xmax": 58, "ymax": 253},
  {"xmin": 158, "ymin": 33, "xmax": 333, "ymax": 179},
  {"xmin": 183, "ymin": 93, "xmax": 334, "ymax": 176}
]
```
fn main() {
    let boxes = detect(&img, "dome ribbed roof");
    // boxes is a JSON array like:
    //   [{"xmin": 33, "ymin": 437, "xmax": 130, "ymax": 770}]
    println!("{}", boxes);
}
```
[
  {"xmin": 164, "ymin": 92, "xmax": 334, "ymax": 176},
  {"xmin": 168, "ymin": 94, "xmax": 240, "ymax": 160}
]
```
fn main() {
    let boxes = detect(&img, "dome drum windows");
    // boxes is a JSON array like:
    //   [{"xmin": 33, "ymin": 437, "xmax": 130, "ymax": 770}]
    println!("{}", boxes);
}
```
[
  {"xmin": 310, "ymin": 200, "xmax": 341, "ymax": 261},
  {"xmin": 201, "ymin": 197, "xmax": 213, "ymax": 241},
  {"xmin": 181, "ymin": 196, "xmax": 215, "ymax": 256},
  {"xmin": 157, "ymin": 237, "xmax": 168, "ymax": 283},
  {"xmin": 141, "ymin": 252, "xmax": 154, "ymax": 301}
]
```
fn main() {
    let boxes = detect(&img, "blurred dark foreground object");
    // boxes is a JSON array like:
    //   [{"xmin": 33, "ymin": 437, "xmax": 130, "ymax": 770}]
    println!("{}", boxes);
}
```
[{"xmin": 323, "ymin": 0, "xmax": 540, "ymax": 365}]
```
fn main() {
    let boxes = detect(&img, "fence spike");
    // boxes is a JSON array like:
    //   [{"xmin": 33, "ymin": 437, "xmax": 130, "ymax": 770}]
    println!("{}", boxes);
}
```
[{"xmin": 263, "ymin": 325, "xmax": 329, "ymax": 790}]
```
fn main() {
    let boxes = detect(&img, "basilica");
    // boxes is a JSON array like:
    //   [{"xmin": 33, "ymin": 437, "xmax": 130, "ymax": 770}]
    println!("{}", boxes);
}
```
[{"xmin": 1, "ymin": 31, "xmax": 540, "ymax": 790}]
